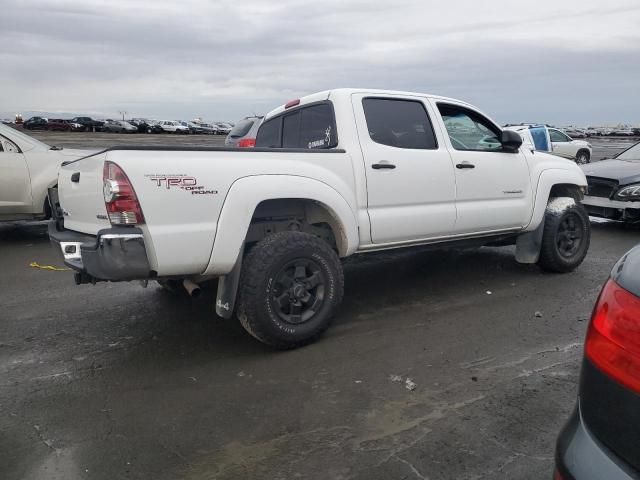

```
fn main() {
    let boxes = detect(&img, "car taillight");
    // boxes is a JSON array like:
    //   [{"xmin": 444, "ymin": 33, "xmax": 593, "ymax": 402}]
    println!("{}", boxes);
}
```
[
  {"xmin": 585, "ymin": 278, "xmax": 640, "ymax": 393},
  {"xmin": 237, "ymin": 138, "xmax": 256, "ymax": 148},
  {"xmin": 102, "ymin": 161, "xmax": 145, "ymax": 225}
]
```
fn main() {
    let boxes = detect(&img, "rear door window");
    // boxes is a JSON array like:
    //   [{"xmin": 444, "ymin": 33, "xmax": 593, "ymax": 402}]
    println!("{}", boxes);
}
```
[
  {"xmin": 256, "ymin": 117, "xmax": 282, "ymax": 148},
  {"xmin": 297, "ymin": 103, "xmax": 337, "ymax": 149},
  {"xmin": 362, "ymin": 98, "xmax": 437, "ymax": 149},
  {"xmin": 282, "ymin": 112, "xmax": 301, "ymax": 148}
]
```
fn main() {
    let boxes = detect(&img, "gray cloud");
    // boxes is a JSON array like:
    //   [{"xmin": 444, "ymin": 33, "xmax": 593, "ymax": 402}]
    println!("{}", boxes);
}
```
[{"xmin": 1, "ymin": 0, "xmax": 639, "ymax": 124}]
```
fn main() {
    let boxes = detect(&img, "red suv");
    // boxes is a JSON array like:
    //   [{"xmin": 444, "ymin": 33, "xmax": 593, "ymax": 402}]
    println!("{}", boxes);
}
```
[{"xmin": 47, "ymin": 119, "xmax": 72, "ymax": 131}]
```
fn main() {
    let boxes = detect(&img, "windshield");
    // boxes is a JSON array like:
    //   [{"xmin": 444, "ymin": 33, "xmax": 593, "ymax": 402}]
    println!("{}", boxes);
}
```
[{"xmin": 616, "ymin": 142, "xmax": 640, "ymax": 161}]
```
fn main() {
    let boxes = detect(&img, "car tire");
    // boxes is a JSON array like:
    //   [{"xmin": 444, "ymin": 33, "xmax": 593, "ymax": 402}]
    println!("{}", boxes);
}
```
[
  {"xmin": 576, "ymin": 150, "xmax": 590, "ymax": 164},
  {"xmin": 236, "ymin": 231, "xmax": 344, "ymax": 349},
  {"xmin": 537, "ymin": 197, "xmax": 590, "ymax": 273}
]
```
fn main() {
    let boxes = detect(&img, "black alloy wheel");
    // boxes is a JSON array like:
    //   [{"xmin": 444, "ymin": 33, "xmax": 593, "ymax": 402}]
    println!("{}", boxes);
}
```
[{"xmin": 269, "ymin": 258, "xmax": 326, "ymax": 325}]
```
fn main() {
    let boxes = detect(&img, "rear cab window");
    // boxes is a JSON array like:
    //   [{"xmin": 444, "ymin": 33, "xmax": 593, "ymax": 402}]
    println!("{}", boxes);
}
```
[{"xmin": 256, "ymin": 102, "xmax": 338, "ymax": 149}]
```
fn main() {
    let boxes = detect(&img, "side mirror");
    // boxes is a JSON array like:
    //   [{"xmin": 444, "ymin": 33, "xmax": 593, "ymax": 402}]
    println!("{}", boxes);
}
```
[{"xmin": 501, "ymin": 130, "xmax": 523, "ymax": 152}]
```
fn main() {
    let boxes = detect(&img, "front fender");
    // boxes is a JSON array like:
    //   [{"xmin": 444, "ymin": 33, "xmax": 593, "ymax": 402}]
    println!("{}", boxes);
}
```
[
  {"xmin": 525, "ymin": 168, "xmax": 587, "ymax": 231},
  {"xmin": 203, "ymin": 175, "xmax": 359, "ymax": 276}
]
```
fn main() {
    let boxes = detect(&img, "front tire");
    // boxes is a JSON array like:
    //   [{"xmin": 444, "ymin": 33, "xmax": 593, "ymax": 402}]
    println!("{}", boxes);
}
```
[
  {"xmin": 576, "ymin": 150, "xmax": 590, "ymax": 164},
  {"xmin": 537, "ymin": 197, "xmax": 590, "ymax": 273},
  {"xmin": 237, "ymin": 231, "xmax": 344, "ymax": 349}
]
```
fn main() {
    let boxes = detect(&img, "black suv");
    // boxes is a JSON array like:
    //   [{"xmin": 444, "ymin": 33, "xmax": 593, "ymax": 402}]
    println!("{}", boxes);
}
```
[
  {"xmin": 23, "ymin": 116, "xmax": 48, "ymax": 130},
  {"xmin": 70, "ymin": 116, "xmax": 104, "ymax": 132}
]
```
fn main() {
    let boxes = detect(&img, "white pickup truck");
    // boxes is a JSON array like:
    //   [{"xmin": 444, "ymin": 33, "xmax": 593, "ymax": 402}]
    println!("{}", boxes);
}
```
[{"xmin": 49, "ymin": 89, "xmax": 591, "ymax": 348}]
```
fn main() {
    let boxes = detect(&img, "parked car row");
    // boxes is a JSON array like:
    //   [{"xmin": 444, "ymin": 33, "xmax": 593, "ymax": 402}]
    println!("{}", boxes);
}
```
[
  {"xmin": 505, "ymin": 123, "xmax": 640, "ymax": 138},
  {"xmin": 18, "ymin": 116, "xmax": 236, "ymax": 134},
  {"xmin": 564, "ymin": 126, "xmax": 639, "ymax": 137}
]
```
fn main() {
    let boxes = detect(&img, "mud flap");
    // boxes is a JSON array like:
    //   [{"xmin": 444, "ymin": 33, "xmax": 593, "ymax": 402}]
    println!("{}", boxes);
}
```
[
  {"xmin": 515, "ymin": 219, "xmax": 545, "ymax": 264},
  {"xmin": 215, "ymin": 248, "xmax": 244, "ymax": 319}
]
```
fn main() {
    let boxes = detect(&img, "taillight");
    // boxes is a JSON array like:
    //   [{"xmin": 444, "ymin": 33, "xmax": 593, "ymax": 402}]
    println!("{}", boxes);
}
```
[
  {"xmin": 102, "ymin": 161, "xmax": 145, "ymax": 225},
  {"xmin": 585, "ymin": 279, "xmax": 640, "ymax": 393},
  {"xmin": 237, "ymin": 138, "xmax": 256, "ymax": 148}
]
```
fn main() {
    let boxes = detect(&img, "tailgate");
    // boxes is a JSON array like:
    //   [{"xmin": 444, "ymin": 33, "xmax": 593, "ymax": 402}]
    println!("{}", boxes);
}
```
[{"xmin": 58, "ymin": 153, "xmax": 111, "ymax": 234}]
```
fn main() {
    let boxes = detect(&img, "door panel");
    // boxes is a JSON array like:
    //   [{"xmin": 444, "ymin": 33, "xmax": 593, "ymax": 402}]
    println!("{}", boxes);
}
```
[
  {"xmin": 549, "ymin": 129, "xmax": 573, "ymax": 157},
  {"xmin": 353, "ymin": 94, "xmax": 457, "ymax": 244},
  {"xmin": 0, "ymin": 138, "xmax": 32, "ymax": 214},
  {"xmin": 433, "ymin": 101, "xmax": 532, "ymax": 234}
]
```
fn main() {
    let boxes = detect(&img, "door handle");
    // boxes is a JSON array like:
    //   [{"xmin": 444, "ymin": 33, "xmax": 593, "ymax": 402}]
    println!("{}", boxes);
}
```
[
  {"xmin": 372, "ymin": 163, "xmax": 396, "ymax": 170},
  {"xmin": 456, "ymin": 162, "xmax": 475, "ymax": 169},
  {"xmin": 71, "ymin": 172, "xmax": 81, "ymax": 182}
]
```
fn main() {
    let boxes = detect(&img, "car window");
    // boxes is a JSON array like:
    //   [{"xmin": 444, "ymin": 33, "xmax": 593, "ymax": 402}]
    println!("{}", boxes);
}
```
[
  {"xmin": 298, "ymin": 103, "xmax": 337, "ymax": 149},
  {"xmin": 282, "ymin": 112, "xmax": 301, "ymax": 148},
  {"xmin": 256, "ymin": 103, "xmax": 337, "ymax": 149},
  {"xmin": 550, "ymin": 129, "xmax": 570, "ymax": 142},
  {"xmin": 437, "ymin": 104, "xmax": 502, "ymax": 152},
  {"xmin": 617, "ymin": 143, "xmax": 640, "ymax": 161},
  {"xmin": 255, "ymin": 117, "xmax": 282, "ymax": 148},
  {"xmin": 363, "ymin": 98, "xmax": 437, "ymax": 149},
  {"xmin": 229, "ymin": 119, "xmax": 256, "ymax": 138}
]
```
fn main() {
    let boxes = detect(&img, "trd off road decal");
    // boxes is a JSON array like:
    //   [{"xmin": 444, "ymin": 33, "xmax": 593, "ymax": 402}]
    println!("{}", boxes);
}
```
[{"xmin": 146, "ymin": 174, "xmax": 217, "ymax": 195}]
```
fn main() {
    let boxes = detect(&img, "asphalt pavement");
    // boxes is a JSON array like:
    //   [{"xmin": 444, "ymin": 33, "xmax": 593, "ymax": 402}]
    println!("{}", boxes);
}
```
[{"xmin": 1, "ymin": 131, "xmax": 639, "ymax": 480}]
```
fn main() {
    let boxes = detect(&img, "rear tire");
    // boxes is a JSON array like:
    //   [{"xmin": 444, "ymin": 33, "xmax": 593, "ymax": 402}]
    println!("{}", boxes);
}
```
[
  {"xmin": 237, "ymin": 231, "xmax": 344, "ymax": 349},
  {"xmin": 537, "ymin": 198, "xmax": 590, "ymax": 273}
]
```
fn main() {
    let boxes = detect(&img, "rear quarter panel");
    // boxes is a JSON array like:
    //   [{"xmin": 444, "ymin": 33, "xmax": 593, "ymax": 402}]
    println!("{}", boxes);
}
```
[{"xmin": 105, "ymin": 149, "xmax": 357, "ymax": 276}]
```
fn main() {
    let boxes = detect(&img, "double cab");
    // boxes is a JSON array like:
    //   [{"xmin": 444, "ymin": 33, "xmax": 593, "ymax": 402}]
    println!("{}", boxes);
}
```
[{"xmin": 49, "ymin": 89, "xmax": 591, "ymax": 348}]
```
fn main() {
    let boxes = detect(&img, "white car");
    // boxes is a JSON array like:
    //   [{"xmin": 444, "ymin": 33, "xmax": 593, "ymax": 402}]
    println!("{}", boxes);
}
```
[
  {"xmin": 548, "ymin": 128, "xmax": 593, "ymax": 164},
  {"xmin": 0, "ymin": 124, "xmax": 94, "ymax": 221},
  {"xmin": 50, "ymin": 88, "xmax": 589, "ymax": 348},
  {"xmin": 157, "ymin": 120, "xmax": 189, "ymax": 134},
  {"xmin": 214, "ymin": 122, "xmax": 232, "ymax": 135},
  {"xmin": 503, "ymin": 125, "xmax": 592, "ymax": 164},
  {"xmin": 611, "ymin": 127, "xmax": 635, "ymax": 137}
]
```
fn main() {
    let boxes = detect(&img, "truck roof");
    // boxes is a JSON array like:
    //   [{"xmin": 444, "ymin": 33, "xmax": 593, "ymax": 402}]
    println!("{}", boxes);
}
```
[{"xmin": 264, "ymin": 88, "xmax": 478, "ymax": 120}]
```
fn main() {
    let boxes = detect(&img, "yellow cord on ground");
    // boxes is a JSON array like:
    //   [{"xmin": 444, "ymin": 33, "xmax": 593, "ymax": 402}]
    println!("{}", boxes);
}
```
[{"xmin": 29, "ymin": 262, "xmax": 71, "ymax": 272}]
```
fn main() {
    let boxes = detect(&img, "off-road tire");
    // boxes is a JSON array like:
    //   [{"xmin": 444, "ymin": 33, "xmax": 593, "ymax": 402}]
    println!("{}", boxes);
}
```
[
  {"xmin": 537, "ymin": 197, "xmax": 590, "ymax": 273},
  {"xmin": 236, "ymin": 231, "xmax": 344, "ymax": 349}
]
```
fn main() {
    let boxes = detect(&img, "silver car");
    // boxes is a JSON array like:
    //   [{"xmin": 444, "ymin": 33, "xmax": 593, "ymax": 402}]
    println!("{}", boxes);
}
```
[{"xmin": 225, "ymin": 116, "xmax": 263, "ymax": 147}]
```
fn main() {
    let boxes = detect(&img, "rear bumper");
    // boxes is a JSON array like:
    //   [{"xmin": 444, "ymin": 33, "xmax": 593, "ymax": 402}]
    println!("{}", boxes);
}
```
[
  {"xmin": 48, "ymin": 221, "xmax": 151, "ymax": 282},
  {"xmin": 555, "ymin": 403, "xmax": 638, "ymax": 480}
]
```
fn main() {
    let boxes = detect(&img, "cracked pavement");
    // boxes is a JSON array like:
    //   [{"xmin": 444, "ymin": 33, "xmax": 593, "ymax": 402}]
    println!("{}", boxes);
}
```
[{"xmin": 1, "ymin": 132, "xmax": 639, "ymax": 479}]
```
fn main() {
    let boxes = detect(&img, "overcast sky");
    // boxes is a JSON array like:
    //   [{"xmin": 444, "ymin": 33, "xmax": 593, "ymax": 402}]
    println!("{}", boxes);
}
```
[{"xmin": 1, "ymin": 0, "xmax": 639, "ymax": 125}]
